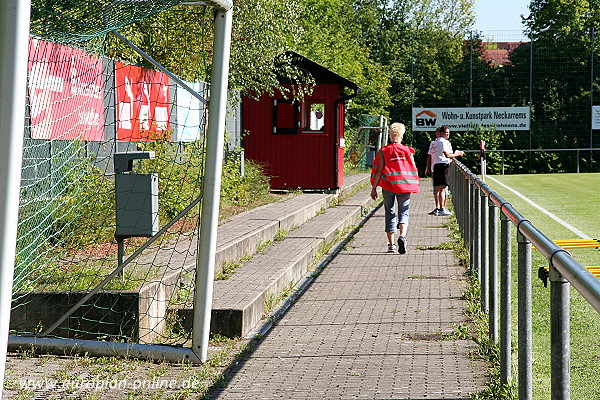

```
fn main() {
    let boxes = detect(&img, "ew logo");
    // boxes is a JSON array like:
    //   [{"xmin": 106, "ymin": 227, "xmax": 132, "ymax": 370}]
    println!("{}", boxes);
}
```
[{"xmin": 415, "ymin": 110, "xmax": 437, "ymax": 127}]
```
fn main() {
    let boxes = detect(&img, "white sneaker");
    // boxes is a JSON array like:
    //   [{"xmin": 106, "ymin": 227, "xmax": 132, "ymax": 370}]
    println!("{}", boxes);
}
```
[
  {"xmin": 397, "ymin": 236, "xmax": 407, "ymax": 254},
  {"xmin": 387, "ymin": 244, "xmax": 397, "ymax": 253},
  {"xmin": 438, "ymin": 209, "xmax": 452, "ymax": 216}
]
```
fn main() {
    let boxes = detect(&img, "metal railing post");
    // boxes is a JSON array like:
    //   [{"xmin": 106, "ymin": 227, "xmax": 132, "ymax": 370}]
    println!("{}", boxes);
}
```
[
  {"xmin": 550, "ymin": 263, "xmax": 570, "ymax": 399},
  {"xmin": 467, "ymin": 173, "xmax": 472, "ymax": 248},
  {"xmin": 455, "ymin": 167, "xmax": 465, "ymax": 232},
  {"xmin": 449, "ymin": 165, "xmax": 460, "ymax": 226},
  {"xmin": 518, "ymin": 230, "xmax": 533, "ymax": 400},
  {"xmin": 463, "ymin": 170, "xmax": 469, "ymax": 238},
  {"xmin": 461, "ymin": 171, "xmax": 468, "ymax": 239},
  {"xmin": 488, "ymin": 198, "xmax": 499, "ymax": 343},
  {"xmin": 452, "ymin": 168, "xmax": 459, "ymax": 226},
  {"xmin": 500, "ymin": 212, "xmax": 512, "ymax": 383},
  {"xmin": 468, "ymin": 178, "xmax": 475, "ymax": 270},
  {"xmin": 480, "ymin": 189, "xmax": 489, "ymax": 313},
  {"xmin": 473, "ymin": 183, "xmax": 481, "ymax": 283},
  {"xmin": 462, "ymin": 173, "xmax": 468, "ymax": 229}
]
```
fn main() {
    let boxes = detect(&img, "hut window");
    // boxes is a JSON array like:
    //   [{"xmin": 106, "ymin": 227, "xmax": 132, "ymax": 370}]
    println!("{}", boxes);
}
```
[
  {"xmin": 273, "ymin": 99, "xmax": 299, "ymax": 134},
  {"xmin": 302, "ymin": 102, "xmax": 326, "ymax": 133}
]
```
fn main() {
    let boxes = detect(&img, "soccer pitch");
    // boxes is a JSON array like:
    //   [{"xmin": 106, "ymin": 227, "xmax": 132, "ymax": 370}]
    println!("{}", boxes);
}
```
[
  {"xmin": 484, "ymin": 173, "xmax": 600, "ymax": 399},
  {"xmin": 487, "ymin": 173, "xmax": 600, "ymax": 240}
]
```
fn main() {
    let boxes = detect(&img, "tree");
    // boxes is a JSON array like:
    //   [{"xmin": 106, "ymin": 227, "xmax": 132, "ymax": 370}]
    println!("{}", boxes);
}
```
[
  {"xmin": 520, "ymin": 0, "xmax": 600, "ymax": 149},
  {"xmin": 103, "ymin": 0, "xmax": 305, "ymax": 95},
  {"xmin": 293, "ymin": 0, "xmax": 392, "ymax": 121},
  {"xmin": 366, "ymin": 0, "xmax": 475, "ymax": 127},
  {"xmin": 229, "ymin": 0, "xmax": 305, "ymax": 94}
]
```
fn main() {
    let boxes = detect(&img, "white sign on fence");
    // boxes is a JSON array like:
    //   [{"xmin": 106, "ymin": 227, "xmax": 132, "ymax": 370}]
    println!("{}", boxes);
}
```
[
  {"xmin": 412, "ymin": 107, "xmax": 531, "ymax": 131},
  {"xmin": 592, "ymin": 106, "xmax": 600, "ymax": 130}
]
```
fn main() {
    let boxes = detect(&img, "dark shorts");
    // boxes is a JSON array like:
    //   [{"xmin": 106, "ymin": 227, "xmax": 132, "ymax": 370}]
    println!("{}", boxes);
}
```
[{"xmin": 432, "ymin": 163, "xmax": 450, "ymax": 187}]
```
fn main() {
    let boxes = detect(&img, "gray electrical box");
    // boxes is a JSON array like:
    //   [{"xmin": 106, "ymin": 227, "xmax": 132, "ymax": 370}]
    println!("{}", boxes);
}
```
[
  {"xmin": 365, "ymin": 145, "xmax": 377, "ymax": 167},
  {"xmin": 115, "ymin": 173, "xmax": 159, "ymax": 238},
  {"xmin": 114, "ymin": 151, "xmax": 158, "ymax": 239}
]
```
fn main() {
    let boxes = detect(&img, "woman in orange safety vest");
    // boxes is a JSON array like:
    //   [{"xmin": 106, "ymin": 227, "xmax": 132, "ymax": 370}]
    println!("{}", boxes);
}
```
[{"xmin": 370, "ymin": 122, "xmax": 420, "ymax": 254}]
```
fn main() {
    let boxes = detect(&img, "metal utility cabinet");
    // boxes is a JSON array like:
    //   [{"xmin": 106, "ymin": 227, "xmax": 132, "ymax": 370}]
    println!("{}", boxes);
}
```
[{"xmin": 114, "ymin": 151, "xmax": 158, "ymax": 239}]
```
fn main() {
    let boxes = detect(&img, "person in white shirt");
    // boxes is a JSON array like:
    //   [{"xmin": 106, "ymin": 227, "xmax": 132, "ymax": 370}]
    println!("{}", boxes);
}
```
[
  {"xmin": 425, "ymin": 126, "xmax": 463, "ymax": 216},
  {"xmin": 425, "ymin": 127, "xmax": 441, "ymax": 213}
]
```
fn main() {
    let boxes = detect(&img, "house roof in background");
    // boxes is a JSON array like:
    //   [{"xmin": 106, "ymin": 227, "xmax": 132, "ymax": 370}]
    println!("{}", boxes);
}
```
[{"xmin": 481, "ymin": 42, "xmax": 524, "ymax": 66}]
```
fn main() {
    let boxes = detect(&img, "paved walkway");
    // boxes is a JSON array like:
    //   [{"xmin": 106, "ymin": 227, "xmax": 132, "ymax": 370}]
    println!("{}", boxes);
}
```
[
  {"xmin": 208, "ymin": 189, "xmax": 488, "ymax": 399},
  {"xmin": 2, "ymin": 183, "xmax": 489, "ymax": 400}
]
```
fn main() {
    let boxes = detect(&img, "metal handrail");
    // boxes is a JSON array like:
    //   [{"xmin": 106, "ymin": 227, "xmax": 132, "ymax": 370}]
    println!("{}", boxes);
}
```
[
  {"xmin": 461, "ymin": 147, "xmax": 600, "ymax": 153},
  {"xmin": 449, "ymin": 160, "xmax": 600, "ymax": 400},
  {"xmin": 460, "ymin": 147, "xmax": 600, "ymax": 174},
  {"xmin": 454, "ymin": 161, "xmax": 600, "ymax": 313}
]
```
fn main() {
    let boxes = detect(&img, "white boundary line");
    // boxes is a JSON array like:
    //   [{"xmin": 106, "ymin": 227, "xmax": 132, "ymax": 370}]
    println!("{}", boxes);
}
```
[{"xmin": 487, "ymin": 176, "xmax": 591, "ymax": 240}]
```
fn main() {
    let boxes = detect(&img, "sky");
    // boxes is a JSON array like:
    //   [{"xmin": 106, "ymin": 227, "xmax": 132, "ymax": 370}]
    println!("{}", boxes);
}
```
[{"xmin": 472, "ymin": 0, "xmax": 530, "ymax": 39}]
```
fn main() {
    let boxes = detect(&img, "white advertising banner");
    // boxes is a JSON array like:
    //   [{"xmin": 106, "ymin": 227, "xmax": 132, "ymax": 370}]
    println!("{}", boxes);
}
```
[
  {"xmin": 412, "ymin": 107, "xmax": 531, "ymax": 131},
  {"xmin": 592, "ymin": 106, "xmax": 600, "ymax": 130}
]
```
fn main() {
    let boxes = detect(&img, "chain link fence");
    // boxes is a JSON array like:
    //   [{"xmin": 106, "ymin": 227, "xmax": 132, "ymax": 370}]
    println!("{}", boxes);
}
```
[{"xmin": 409, "ymin": 30, "xmax": 600, "ymax": 174}]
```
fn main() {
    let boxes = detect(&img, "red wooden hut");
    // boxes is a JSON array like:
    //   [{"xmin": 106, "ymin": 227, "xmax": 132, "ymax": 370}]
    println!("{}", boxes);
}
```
[{"xmin": 242, "ymin": 52, "xmax": 361, "ymax": 191}]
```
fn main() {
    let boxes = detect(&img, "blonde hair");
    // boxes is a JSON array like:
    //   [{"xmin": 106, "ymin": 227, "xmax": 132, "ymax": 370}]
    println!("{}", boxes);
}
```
[{"xmin": 389, "ymin": 122, "xmax": 405, "ymax": 143}]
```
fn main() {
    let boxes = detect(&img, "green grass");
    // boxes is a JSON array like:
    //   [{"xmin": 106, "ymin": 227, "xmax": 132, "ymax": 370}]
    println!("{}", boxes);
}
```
[
  {"xmin": 488, "ymin": 173, "xmax": 600, "ymax": 239},
  {"xmin": 486, "ymin": 173, "xmax": 600, "ymax": 399}
]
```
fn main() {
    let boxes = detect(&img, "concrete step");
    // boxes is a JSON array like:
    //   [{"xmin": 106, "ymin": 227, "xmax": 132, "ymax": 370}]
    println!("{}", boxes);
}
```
[
  {"xmin": 172, "ymin": 184, "xmax": 377, "ymax": 338},
  {"xmin": 136, "ymin": 174, "xmax": 370, "ymax": 341}
]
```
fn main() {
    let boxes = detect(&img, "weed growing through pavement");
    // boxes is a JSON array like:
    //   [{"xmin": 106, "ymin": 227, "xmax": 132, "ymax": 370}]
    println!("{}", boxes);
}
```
[
  {"xmin": 35, "ymin": 354, "xmax": 57, "ymax": 366},
  {"xmin": 214, "ymin": 261, "xmax": 242, "ymax": 280},
  {"xmin": 263, "ymin": 281, "xmax": 296, "ymax": 316},
  {"xmin": 149, "ymin": 361, "xmax": 170, "ymax": 378},
  {"xmin": 416, "ymin": 241, "xmax": 454, "ymax": 250},
  {"xmin": 14, "ymin": 389, "xmax": 34, "ymax": 400},
  {"xmin": 274, "ymin": 228, "xmax": 288, "ymax": 241},
  {"xmin": 15, "ymin": 346, "xmax": 36, "ymax": 359}
]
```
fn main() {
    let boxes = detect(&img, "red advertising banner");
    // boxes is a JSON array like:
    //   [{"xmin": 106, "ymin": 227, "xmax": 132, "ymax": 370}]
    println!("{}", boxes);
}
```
[
  {"xmin": 27, "ymin": 38, "xmax": 105, "ymax": 141},
  {"xmin": 115, "ymin": 61, "xmax": 170, "ymax": 141}
]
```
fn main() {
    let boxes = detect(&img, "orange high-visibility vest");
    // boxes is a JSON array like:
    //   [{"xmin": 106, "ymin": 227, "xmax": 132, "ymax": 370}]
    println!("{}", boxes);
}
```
[{"xmin": 371, "ymin": 144, "xmax": 420, "ymax": 193}]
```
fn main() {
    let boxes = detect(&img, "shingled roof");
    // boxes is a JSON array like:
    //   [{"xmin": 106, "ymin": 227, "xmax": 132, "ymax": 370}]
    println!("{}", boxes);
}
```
[{"xmin": 481, "ymin": 42, "xmax": 525, "ymax": 66}]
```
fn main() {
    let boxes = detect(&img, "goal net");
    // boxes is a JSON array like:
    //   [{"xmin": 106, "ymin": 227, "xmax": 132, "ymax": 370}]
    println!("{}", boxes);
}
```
[{"xmin": 10, "ymin": 0, "xmax": 234, "ymax": 362}]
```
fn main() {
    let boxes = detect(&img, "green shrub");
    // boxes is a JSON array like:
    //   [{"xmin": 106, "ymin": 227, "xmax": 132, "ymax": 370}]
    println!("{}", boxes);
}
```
[
  {"xmin": 15, "ymin": 143, "xmax": 115, "ymax": 291},
  {"xmin": 136, "ymin": 134, "xmax": 204, "ymax": 222},
  {"xmin": 220, "ymin": 158, "xmax": 271, "ymax": 209}
]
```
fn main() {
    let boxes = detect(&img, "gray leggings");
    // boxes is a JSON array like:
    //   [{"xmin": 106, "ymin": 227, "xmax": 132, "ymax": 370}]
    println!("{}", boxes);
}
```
[{"xmin": 382, "ymin": 189, "xmax": 411, "ymax": 233}]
